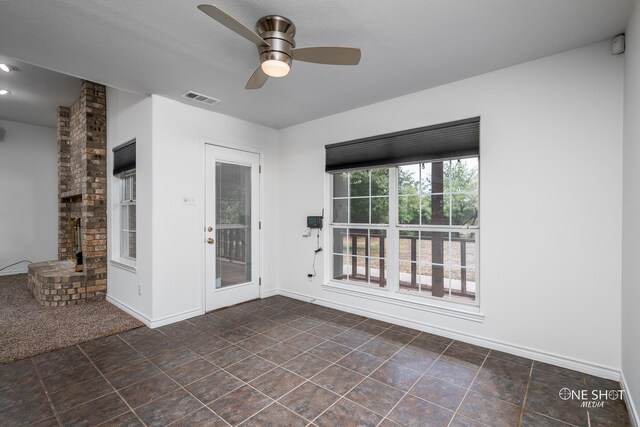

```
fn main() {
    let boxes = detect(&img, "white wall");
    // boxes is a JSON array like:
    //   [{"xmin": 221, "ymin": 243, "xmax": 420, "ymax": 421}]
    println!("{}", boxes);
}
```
[
  {"xmin": 106, "ymin": 88, "xmax": 153, "ymax": 321},
  {"xmin": 0, "ymin": 119, "xmax": 57, "ymax": 275},
  {"xmin": 277, "ymin": 41, "xmax": 624, "ymax": 375},
  {"xmin": 622, "ymin": 0, "xmax": 640, "ymax": 422},
  {"xmin": 150, "ymin": 96, "xmax": 279, "ymax": 324}
]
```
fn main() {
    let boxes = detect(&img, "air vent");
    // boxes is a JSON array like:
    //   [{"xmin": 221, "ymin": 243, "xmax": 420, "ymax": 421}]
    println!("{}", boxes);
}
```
[{"xmin": 182, "ymin": 90, "xmax": 221, "ymax": 106}]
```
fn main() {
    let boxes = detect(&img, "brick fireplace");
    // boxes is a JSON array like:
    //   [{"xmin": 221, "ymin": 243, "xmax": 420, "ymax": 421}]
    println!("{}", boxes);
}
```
[{"xmin": 28, "ymin": 81, "xmax": 107, "ymax": 306}]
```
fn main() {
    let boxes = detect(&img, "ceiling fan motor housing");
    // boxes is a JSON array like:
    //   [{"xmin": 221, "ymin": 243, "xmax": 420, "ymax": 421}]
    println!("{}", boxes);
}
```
[{"xmin": 256, "ymin": 15, "xmax": 296, "ymax": 69}]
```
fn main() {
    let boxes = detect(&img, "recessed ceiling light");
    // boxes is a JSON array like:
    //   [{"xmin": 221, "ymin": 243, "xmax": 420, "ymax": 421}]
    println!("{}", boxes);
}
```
[
  {"xmin": 0, "ymin": 64, "xmax": 15, "ymax": 73},
  {"xmin": 0, "ymin": 89, "xmax": 12, "ymax": 95}
]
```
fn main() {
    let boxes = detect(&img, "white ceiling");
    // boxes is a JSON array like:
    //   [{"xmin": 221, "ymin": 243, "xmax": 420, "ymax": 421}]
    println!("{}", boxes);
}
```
[
  {"xmin": 0, "ymin": 0, "xmax": 634, "ymax": 129},
  {"xmin": 0, "ymin": 57, "xmax": 81, "ymax": 128}
]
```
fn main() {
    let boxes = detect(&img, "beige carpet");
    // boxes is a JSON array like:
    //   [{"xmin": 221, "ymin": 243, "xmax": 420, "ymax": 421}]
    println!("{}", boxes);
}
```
[{"xmin": 0, "ymin": 273, "xmax": 144, "ymax": 364}]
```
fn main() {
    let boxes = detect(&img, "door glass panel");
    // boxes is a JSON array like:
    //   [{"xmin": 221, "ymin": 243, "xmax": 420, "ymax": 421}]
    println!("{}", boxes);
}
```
[{"xmin": 215, "ymin": 162, "xmax": 251, "ymax": 288}]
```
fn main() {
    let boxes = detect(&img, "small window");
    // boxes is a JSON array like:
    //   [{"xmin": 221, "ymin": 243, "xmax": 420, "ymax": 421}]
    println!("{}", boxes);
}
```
[
  {"xmin": 119, "ymin": 171, "xmax": 136, "ymax": 260},
  {"xmin": 113, "ymin": 139, "xmax": 136, "ymax": 263}
]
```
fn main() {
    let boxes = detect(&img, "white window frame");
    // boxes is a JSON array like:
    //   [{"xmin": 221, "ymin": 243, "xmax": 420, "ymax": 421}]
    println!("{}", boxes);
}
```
[
  {"xmin": 324, "ymin": 157, "xmax": 483, "ymax": 322},
  {"xmin": 111, "ymin": 169, "xmax": 136, "ymax": 271}
]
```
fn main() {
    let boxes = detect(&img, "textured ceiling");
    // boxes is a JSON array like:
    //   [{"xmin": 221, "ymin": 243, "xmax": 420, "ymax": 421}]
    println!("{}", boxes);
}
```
[{"xmin": 0, "ymin": 0, "xmax": 634, "ymax": 129}]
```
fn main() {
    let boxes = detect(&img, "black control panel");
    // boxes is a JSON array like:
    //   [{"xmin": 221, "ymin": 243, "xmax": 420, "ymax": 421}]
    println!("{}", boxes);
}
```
[{"xmin": 307, "ymin": 216, "xmax": 323, "ymax": 229}]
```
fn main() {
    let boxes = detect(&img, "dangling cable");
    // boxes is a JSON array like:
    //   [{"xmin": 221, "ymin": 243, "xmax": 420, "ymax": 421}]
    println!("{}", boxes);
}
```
[
  {"xmin": 0, "ymin": 260, "xmax": 33, "ymax": 272},
  {"xmin": 309, "ymin": 229, "xmax": 322, "ymax": 278}
]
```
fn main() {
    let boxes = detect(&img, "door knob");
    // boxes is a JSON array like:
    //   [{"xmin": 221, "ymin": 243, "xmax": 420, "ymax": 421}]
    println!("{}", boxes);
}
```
[
  {"xmin": 207, "ymin": 238, "xmax": 215, "ymax": 244},
  {"xmin": 207, "ymin": 226, "xmax": 213, "ymax": 232}
]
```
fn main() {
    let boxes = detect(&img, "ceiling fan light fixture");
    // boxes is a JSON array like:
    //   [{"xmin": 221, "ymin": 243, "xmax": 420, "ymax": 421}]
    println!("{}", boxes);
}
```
[{"xmin": 261, "ymin": 59, "xmax": 290, "ymax": 77}]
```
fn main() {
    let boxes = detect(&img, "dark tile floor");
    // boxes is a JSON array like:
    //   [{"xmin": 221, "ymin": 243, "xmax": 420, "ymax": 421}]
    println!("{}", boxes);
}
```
[{"xmin": 0, "ymin": 296, "xmax": 631, "ymax": 426}]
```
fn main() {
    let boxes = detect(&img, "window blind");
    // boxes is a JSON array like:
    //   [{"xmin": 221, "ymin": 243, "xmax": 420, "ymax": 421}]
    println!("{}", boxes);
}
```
[
  {"xmin": 325, "ymin": 117, "xmax": 480, "ymax": 172},
  {"xmin": 113, "ymin": 139, "xmax": 136, "ymax": 175}
]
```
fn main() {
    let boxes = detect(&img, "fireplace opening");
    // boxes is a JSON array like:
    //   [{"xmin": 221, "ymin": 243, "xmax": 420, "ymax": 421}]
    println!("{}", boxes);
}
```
[{"xmin": 71, "ymin": 218, "xmax": 83, "ymax": 272}]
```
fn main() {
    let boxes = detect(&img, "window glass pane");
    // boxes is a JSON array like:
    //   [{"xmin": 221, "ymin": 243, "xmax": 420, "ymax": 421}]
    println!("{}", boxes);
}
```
[
  {"xmin": 466, "ymin": 269, "xmax": 477, "ymax": 289},
  {"xmin": 419, "ymin": 162, "xmax": 433, "ymax": 194},
  {"xmin": 398, "ymin": 260, "xmax": 416, "ymax": 292},
  {"xmin": 398, "ymin": 195, "xmax": 419, "ymax": 225},
  {"xmin": 371, "ymin": 169, "xmax": 389, "ymax": 196},
  {"xmin": 369, "ymin": 258, "xmax": 386, "ymax": 288},
  {"xmin": 215, "ymin": 162, "xmax": 251, "ymax": 288},
  {"xmin": 399, "ymin": 230, "xmax": 418, "ymax": 263},
  {"xmin": 420, "ymin": 194, "xmax": 448, "ymax": 226},
  {"xmin": 333, "ymin": 254, "xmax": 349, "ymax": 281},
  {"xmin": 371, "ymin": 197, "xmax": 389, "ymax": 224},
  {"xmin": 131, "ymin": 174, "xmax": 136, "ymax": 201},
  {"xmin": 128, "ymin": 231, "xmax": 136, "ymax": 258},
  {"xmin": 351, "ymin": 256, "xmax": 368, "ymax": 282},
  {"xmin": 121, "ymin": 230, "xmax": 128, "ymax": 257},
  {"xmin": 350, "ymin": 229, "xmax": 368, "ymax": 256},
  {"xmin": 398, "ymin": 164, "xmax": 420, "ymax": 195},
  {"xmin": 122, "ymin": 176, "xmax": 130, "ymax": 202},
  {"xmin": 369, "ymin": 229, "xmax": 386, "ymax": 258},
  {"xmin": 121, "ymin": 205, "xmax": 128, "ymax": 230},
  {"xmin": 333, "ymin": 199, "xmax": 348, "ymax": 223},
  {"xmin": 417, "ymin": 231, "xmax": 449, "ymax": 266},
  {"xmin": 350, "ymin": 198, "xmax": 369, "ymax": 223},
  {"xmin": 128, "ymin": 205, "xmax": 136, "ymax": 231},
  {"xmin": 419, "ymin": 195, "xmax": 430, "ymax": 225},
  {"xmin": 332, "ymin": 228, "xmax": 349, "ymax": 255},
  {"xmin": 350, "ymin": 170, "xmax": 369, "ymax": 197},
  {"xmin": 333, "ymin": 172, "xmax": 348, "ymax": 198},
  {"xmin": 451, "ymin": 231, "xmax": 476, "ymax": 268},
  {"xmin": 450, "ymin": 193, "xmax": 478, "ymax": 226},
  {"xmin": 446, "ymin": 158, "xmax": 478, "ymax": 193}
]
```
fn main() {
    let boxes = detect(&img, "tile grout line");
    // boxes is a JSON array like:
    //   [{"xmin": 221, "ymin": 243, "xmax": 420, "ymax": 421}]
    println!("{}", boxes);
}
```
[
  {"xmin": 113, "ymin": 332, "xmax": 237, "ymax": 427},
  {"xmin": 445, "ymin": 350, "xmax": 489, "ymax": 427},
  {"xmin": 515, "ymin": 360, "xmax": 535, "ymax": 427},
  {"xmin": 139, "ymin": 301, "xmax": 337, "ymax": 425},
  {"xmin": 377, "ymin": 337, "xmax": 457, "ymax": 426},
  {"xmin": 76, "ymin": 342, "xmax": 148, "ymax": 427},
  {"xmin": 302, "ymin": 321, "xmax": 441, "ymax": 425},
  {"xmin": 30, "ymin": 356, "xmax": 64, "ymax": 427}
]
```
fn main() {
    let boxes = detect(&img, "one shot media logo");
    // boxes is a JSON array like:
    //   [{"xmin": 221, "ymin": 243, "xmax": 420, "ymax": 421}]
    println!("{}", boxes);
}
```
[{"xmin": 558, "ymin": 388, "xmax": 625, "ymax": 408}]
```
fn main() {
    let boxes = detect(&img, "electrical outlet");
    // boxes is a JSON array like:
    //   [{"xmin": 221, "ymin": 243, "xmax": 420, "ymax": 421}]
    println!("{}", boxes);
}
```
[{"xmin": 138, "ymin": 284, "xmax": 142, "ymax": 296}]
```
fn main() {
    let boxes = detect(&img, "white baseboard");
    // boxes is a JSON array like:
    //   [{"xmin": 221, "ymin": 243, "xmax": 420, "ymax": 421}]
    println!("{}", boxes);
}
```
[
  {"xmin": 277, "ymin": 288, "xmax": 621, "ymax": 381},
  {"xmin": 148, "ymin": 308, "xmax": 204, "ymax": 329},
  {"xmin": 262, "ymin": 289, "xmax": 279, "ymax": 298},
  {"xmin": 621, "ymin": 371, "xmax": 640, "ymax": 427},
  {"xmin": 107, "ymin": 295, "xmax": 203, "ymax": 329},
  {"xmin": 0, "ymin": 268, "xmax": 27, "ymax": 277},
  {"xmin": 106, "ymin": 295, "xmax": 152, "ymax": 326}
]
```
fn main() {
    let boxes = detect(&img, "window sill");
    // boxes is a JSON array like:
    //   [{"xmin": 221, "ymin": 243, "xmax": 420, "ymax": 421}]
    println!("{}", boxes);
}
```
[
  {"xmin": 111, "ymin": 258, "xmax": 137, "ymax": 273},
  {"xmin": 322, "ymin": 281, "xmax": 484, "ymax": 322}
]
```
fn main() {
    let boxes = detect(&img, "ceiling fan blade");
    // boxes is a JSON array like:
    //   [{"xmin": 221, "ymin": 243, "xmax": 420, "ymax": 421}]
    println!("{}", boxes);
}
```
[
  {"xmin": 292, "ymin": 47, "xmax": 361, "ymax": 65},
  {"xmin": 198, "ymin": 4, "xmax": 269, "ymax": 47},
  {"xmin": 245, "ymin": 66, "xmax": 269, "ymax": 89}
]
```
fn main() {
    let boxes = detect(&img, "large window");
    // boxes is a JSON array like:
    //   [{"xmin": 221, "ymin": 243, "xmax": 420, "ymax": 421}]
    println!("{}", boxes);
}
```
[
  {"xmin": 330, "ymin": 157, "xmax": 478, "ymax": 305},
  {"xmin": 326, "ymin": 117, "xmax": 480, "ymax": 307}
]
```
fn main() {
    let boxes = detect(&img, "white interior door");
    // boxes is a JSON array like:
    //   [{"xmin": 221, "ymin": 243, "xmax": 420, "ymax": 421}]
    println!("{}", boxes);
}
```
[{"xmin": 205, "ymin": 145, "xmax": 260, "ymax": 312}]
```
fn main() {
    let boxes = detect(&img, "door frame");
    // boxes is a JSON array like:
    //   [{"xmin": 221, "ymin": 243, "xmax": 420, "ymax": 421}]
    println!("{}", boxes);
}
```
[{"xmin": 202, "ymin": 140, "xmax": 264, "ymax": 313}]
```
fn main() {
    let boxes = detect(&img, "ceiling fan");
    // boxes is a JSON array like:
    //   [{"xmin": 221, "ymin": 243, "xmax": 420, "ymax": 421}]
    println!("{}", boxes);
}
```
[{"xmin": 197, "ymin": 4, "xmax": 362, "ymax": 89}]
